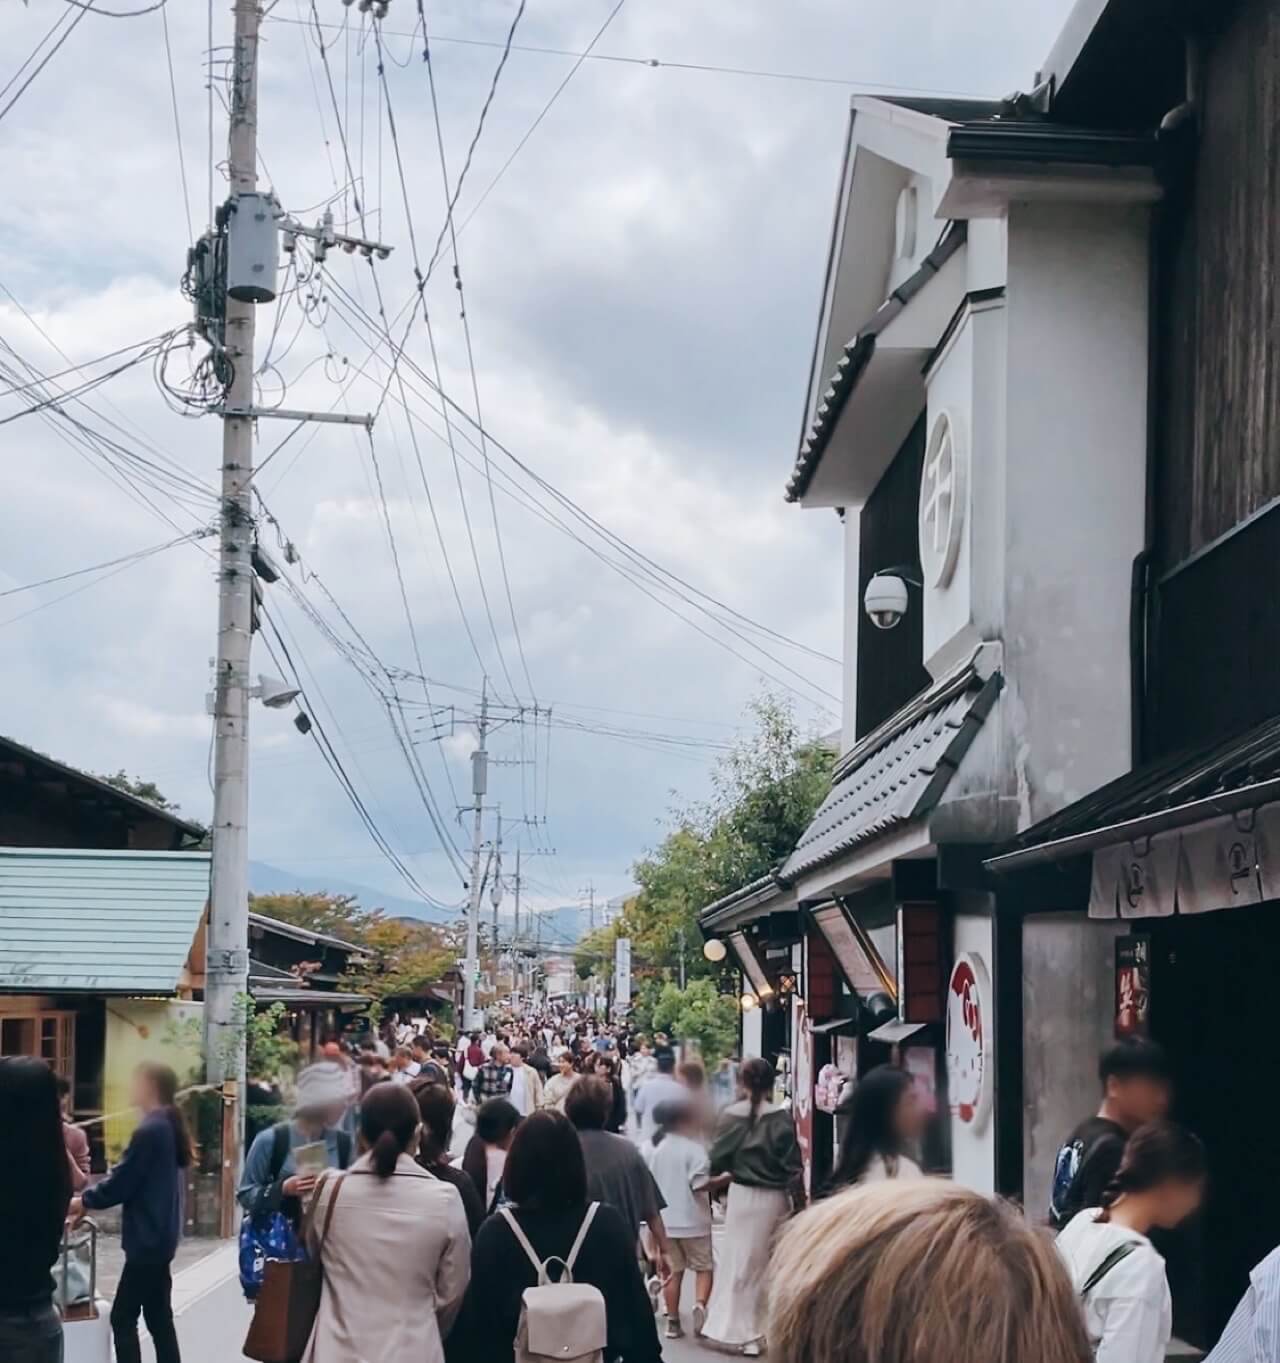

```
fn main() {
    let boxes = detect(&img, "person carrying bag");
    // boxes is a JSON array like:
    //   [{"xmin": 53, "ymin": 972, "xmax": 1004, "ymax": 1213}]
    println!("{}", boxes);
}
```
[
  {"xmin": 243, "ymin": 1171, "xmax": 344, "ymax": 1363},
  {"xmin": 499, "ymin": 1203, "xmax": 607, "ymax": 1363}
]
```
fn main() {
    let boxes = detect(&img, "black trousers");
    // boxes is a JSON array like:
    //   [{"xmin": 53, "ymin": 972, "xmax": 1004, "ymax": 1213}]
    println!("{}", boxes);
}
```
[{"xmin": 110, "ymin": 1260, "xmax": 180, "ymax": 1363}]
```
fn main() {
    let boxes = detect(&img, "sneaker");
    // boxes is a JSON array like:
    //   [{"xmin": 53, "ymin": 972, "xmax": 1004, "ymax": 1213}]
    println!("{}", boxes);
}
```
[
  {"xmin": 665, "ymin": 1319, "xmax": 685, "ymax": 1340},
  {"xmin": 742, "ymin": 1343, "xmax": 762, "ymax": 1357},
  {"xmin": 645, "ymin": 1276, "xmax": 662, "ymax": 1313},
  {"xmin": 692, "ymin": 1301, "xmax": 708, "ymax": 1337}
]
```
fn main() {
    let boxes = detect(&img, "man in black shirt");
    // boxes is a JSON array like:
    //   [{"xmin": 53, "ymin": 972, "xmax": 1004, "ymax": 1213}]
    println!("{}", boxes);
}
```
[{"xmin": 1048, "ymin": 1038, "xmax": 1172, "ymax": 1230}]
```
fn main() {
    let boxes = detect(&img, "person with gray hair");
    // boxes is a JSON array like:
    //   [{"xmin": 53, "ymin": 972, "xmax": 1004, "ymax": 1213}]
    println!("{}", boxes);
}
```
[{"xmin": 237, "ymin": 1061, "xmax": 353, "ymax": 1224}]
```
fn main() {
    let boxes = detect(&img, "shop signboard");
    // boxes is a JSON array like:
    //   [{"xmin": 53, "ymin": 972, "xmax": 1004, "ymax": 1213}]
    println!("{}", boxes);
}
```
[
  {"xmin": 792, "ymin": 995, "xmax": 814, "ymax": 1197},
  {"xmin": 945, "ymin": 952, "xmax": 991, "ymax": 1131},
  {"xmin": 1115, "ymin": 934, "xmax": 1151, "ymax": 1038}
]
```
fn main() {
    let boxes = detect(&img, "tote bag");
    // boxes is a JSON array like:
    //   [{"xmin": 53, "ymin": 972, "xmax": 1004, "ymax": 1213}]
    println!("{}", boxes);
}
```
[{"xmin": 243, "ymin": 1172, "xmax": 345, "ymax": 1363}]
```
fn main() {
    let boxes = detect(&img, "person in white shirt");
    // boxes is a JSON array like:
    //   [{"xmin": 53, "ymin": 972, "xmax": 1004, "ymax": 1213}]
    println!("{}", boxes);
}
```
[
  {"xmin": 642, "ymin": 1100, "xmax": 715, "ymax": 1342},
  {"xmin": 506, "ymin": 1043, "xmax": 543, "ymax": 1117},
  {"xmin": 1057, "ymin": 1121, "xmax": 1206, "ymax": 1363},
  {"xmin": 824, "ymin": 1064, "xmax": 925, "ymax": 1197}
]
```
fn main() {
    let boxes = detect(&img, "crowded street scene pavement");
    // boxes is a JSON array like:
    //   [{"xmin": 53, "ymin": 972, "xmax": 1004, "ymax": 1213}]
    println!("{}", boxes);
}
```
[{"xmin": 7, "ymin": 0, "xmax": 1280, "ymax": 1361}]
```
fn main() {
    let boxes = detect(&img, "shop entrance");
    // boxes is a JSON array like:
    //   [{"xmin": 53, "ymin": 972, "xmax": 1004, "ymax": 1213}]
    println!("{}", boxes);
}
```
[{"xmin": 1148, "ymin": 901, "xmax": 1280, "ymax": 1346}]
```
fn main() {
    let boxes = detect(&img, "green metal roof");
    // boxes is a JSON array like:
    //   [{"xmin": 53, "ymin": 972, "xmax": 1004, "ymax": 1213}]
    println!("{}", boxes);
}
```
[{"xmin": 0, "ymin": 848, "xmax": 210, "ymax": 994}]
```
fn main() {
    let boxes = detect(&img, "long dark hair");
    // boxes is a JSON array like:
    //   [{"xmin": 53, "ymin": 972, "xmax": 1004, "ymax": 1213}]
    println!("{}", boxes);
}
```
[
  {"xmin": 1095, "ymin": 1120, "xmax": 1206, "ymax": 1222},
  {"xmin": 503, "ymin": 1111, "xmax": 587, "ymax": 1211},
  {"xmin": 138, "ymin": 1062, "xmax": 192, "ymax": 1168},
  {"xmin": 0, "ymin": 1058, "xmax": 72, "ymax": 1238},
  {"xmin": 828, "ymin": 1065, "xmax": 913, "ymax": 1191},
  {"xmin": 740, "ymin": 1057, "xmax": 775, "ymax": 1126}
]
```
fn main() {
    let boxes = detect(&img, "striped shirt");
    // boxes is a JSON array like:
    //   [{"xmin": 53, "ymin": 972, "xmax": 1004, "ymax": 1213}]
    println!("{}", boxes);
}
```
[{"xmin": 1206, "ymin": 1246, "xmax": 1280, "ymax": 1363}]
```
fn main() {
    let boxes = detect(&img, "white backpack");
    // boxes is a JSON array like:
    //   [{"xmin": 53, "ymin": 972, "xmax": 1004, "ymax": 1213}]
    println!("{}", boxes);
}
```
[{"xmin": 500, "ymin": 1202, "xmax": 607, "ymax": 1363}]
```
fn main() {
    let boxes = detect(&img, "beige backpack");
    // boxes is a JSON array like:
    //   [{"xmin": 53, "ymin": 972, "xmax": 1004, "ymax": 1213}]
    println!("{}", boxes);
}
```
[{"xmin": 500, "ymin": 1202, "xmax": 608, "ymax": 1363}]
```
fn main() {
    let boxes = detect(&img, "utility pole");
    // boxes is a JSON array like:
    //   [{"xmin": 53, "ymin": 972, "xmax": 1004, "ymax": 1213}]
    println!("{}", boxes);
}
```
[
  {"xmin": 462, "ymin": 683, "xmax": 489, "ymax": 1030},
  {"xmin": 677, "ymin": 926, "xmax": 687, "ymax": 990},
  {"xmin": 513, "ymin": 847, "xmax": 522, "ymax": 1006},
  {"xmin": 205, "ymin": 0, "xmax": 261, "ymax": 1230},
  {"xmin": 490, "ymin": 810, "xmax": 503, "ymax": 995}
]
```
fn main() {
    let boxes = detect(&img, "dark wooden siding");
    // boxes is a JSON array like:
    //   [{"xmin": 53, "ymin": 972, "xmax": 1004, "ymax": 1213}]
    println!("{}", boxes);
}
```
[
  {"xmin": 1147, "ymin": 499, "xmax": 1280, "ymax": 755},
  {"xmin": 1155, "ymin": 0, "xmax": 1280, "ymax": 570},
  {"xmin": 856, "ymin": 416, "xmax": 930, "ymax": 737}
]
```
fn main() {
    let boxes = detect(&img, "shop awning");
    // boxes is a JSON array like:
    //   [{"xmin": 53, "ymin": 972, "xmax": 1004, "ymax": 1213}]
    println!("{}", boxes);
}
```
[
  {"xmin": 783, "ymin": 652, "xmax": 1002, "ymax": 884},
  {"xmin": 811, "ymin": 1017, "xmax": 858, "ymax": 1036},
  {"xmin": 986, "ymin": 712, "xmax": 1280, "ymax": 919},
  {"xmin": 697, "ymin": 871, "xmax": 796, "ymax": 934}
]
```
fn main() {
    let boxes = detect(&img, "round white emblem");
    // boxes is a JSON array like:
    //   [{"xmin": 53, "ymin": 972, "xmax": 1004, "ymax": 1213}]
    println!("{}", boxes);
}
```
[
  {"xmin": 918, "ymin": 410, "xmax": 966, "ymax": 588},
  {"xmin": 945, "ymin": 952, "xmax": 992, "ymax": 1131}
]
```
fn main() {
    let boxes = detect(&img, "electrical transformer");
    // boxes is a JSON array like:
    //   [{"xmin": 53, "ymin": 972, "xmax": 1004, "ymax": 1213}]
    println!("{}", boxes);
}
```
[{"xmin": 225, "ymin": 191, "xmax": 280, "ymax": 303}]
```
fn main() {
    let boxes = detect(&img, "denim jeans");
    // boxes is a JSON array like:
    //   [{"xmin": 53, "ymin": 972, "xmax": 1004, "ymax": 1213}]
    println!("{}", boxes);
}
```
[{"xmin": 0, "ymin": 1301, "xmax": 63, "ymax": 1363}]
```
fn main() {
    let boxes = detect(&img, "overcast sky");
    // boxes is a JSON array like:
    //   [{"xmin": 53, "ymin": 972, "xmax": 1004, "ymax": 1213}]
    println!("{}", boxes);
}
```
[{"xmin": 0, "ymin": 0, "xmax": 1073, "ymax": 921}]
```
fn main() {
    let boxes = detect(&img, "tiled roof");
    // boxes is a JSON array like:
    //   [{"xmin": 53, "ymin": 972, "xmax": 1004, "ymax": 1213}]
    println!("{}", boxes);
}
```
[
  {"xmin": 0, "ymin": 848, "xmax": 209, "ymax": 994},
  {"xmin": 782, "ymin": 664, "xmax": 1002, "ymax": 881},
  {"xmin": 786, "ymin": 223, "xmax": 967, "ymax": 504}
]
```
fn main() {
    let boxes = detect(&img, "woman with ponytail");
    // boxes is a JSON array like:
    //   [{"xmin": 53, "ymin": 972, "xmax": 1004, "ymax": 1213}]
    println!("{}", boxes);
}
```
[
  {"xmin": 1056, "ymin": 1121, "xmax": 1206, "ymax": 1363},
  {"xmin": 302, "ymin": 1081, "xmax": 470, "ymax": 1363},
  {"xmin": 701, "ymin": 1058, "xmax": 802, "ymax": 1356}
]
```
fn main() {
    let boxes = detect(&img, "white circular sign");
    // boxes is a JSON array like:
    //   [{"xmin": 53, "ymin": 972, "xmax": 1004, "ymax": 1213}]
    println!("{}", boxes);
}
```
[
  {"xmin": 919, "ymin": 410, "xmax": 966, "ymax": 588},
  {"xmin": 945, "ymin": 952, "xmax": 992, "ymax": 1131}
]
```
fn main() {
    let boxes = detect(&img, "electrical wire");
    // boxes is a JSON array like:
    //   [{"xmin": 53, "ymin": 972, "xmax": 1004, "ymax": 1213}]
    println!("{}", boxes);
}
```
[
  {"xmin": 419, "ymin": 0, "xmax": 528, "ymax": 282},
  {"xmin": 0, "ymin": 1, "xmax": 91, "ymax": 125},
  {"xmin": 160, "ymin": 0, "xmax": 195, "ymax": 242},
  {"xmin": 400, "ymin": 10, "xmax": 538, "ymax": 702},
  {"xmin": 0, "ymin": 530, "xmax": 203, "ymax": 599},
  {"xmin": 0, "ymin": 6, "xmax": 76, "ymax": 105},
  {"xmin": 61, "ymin": 0, "xmax": 169, "ymax": 14}
]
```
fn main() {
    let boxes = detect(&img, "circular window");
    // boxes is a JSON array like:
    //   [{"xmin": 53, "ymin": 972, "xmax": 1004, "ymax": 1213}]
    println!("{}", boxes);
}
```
[{"xmin": 918, "ymin": 410, "xmax": 966, "ymax": 588}]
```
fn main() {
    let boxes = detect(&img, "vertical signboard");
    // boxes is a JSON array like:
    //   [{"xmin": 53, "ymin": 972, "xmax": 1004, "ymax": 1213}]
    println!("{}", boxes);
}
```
[
  {"xmin": 614, "ymin": 936, "xmax": 632, "ymax": 1012},
  {"xmin": 1114, "ymin": 934, "xmax": 1151, "ymax": 1038},
  {"xmin": 792, "ymin": 996, "xmax": 814, "ymax": 1198}
]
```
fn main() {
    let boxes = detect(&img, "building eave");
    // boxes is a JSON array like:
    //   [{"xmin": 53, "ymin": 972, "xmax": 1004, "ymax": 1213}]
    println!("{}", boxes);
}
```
[{"xmin": 786, "ymin": 222, "xmax": 968, "ymax": 504}]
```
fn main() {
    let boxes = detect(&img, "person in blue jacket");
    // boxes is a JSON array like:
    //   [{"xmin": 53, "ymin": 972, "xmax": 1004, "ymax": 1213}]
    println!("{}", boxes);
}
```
[{"xmin": 72, "ymin": 1062, "xmax": 190, "ymax": 1363}]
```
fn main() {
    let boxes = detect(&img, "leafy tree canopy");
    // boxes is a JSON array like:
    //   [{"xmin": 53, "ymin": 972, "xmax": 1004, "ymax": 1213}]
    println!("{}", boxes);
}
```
[
  {"xmin": 651, "ymin": 980, "xmax": 740, "ymax": 1066},
  {"xmin": 624, "ymin": 694, "xmax": 833, "ymax": 985}
]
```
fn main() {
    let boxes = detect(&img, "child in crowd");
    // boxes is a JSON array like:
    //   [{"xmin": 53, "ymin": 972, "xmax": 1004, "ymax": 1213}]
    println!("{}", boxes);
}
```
[{"xmin": 642, "ymin": 1099, "xmax": 716, "ymax": 1341}]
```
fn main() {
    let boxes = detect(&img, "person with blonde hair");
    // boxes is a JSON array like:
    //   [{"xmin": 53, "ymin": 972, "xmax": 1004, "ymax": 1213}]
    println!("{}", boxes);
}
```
[{"xmin": 768, "ymin": 1180, "xmax": 1093, "ymax": 1363}]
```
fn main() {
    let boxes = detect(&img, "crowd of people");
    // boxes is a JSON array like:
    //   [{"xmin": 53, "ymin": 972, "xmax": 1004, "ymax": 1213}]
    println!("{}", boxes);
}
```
[{"xmin": 6, "ymin": 1006, "xmax": 1280, "ymax": 1362}]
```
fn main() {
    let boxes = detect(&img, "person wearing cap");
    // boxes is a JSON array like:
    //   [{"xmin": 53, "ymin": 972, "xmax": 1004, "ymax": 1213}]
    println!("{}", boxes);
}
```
[{"xmin": 237, "ymin": 1061, "xmax": 354, "ymax": 1221}]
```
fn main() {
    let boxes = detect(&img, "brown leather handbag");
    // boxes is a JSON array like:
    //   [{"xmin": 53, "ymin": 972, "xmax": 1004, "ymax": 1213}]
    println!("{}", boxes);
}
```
[{"xmin": 243, "ymin": 1172, "xmax": 345, "ymax": 1363}]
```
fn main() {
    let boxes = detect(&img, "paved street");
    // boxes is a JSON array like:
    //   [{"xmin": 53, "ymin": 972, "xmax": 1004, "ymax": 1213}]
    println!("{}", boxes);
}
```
[{"xmin": 162, "ymin": 1267, "xmax": 709, "ymax": 1363}]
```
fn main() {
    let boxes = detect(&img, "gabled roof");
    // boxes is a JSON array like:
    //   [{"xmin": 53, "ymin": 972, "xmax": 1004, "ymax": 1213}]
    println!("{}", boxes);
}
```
[
  {"xmin": 0, "ymin": 734, "xmax": 207, "ymax": 846},
  {"xmin": 248, "ymin": 910, "xmax": 366, "ymax": 957},
  {"xmin": 787, "ymin": 224, "xmax": 966, "ymax": 503},
  {"xmin": 782, "ymin": 658, "xmax": 1002, "ymax": 882},
  {"xmin": 0, "ymin": 848, "xmax": 210, "ymax": 994}
]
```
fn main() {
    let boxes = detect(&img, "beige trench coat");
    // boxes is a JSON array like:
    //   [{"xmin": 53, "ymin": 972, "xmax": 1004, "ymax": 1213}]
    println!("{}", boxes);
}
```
[{"xmin": 303, "ymin": 1151, "xmax": 470, "ymax": 1363}]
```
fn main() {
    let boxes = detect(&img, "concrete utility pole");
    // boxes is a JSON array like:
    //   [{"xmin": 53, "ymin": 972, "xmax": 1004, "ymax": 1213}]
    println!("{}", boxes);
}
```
[
  {"xmin": 462, "ymin": 683, "xmax": 489, "ymax": 1030},
  {"xmin": 205, "ymin": 0, "xmax": 261, "ymax": 1222},
  {"xmin": 512, "ymin": 846, "xmax": 522, "ymax": 1004}
]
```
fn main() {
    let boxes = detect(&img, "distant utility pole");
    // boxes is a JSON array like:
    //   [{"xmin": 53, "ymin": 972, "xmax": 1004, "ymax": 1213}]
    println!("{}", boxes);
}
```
[
  {"xmin": 203, "ymin": 0, "xmax": 262, "ymax": 1229},
  {"xmin": 463, "ymin": 683, "xmax": 489, "ymax": 1030}
]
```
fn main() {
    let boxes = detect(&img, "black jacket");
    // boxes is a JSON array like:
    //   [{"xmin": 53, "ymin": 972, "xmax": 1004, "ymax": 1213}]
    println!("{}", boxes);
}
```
[
  {"xmin": 447, "ymin": 1202, "xmax": 661, "ymax": 1363},
  {"xmin": 82, "ymin": 1112, "xmax": 183, "ymax": 1264}
]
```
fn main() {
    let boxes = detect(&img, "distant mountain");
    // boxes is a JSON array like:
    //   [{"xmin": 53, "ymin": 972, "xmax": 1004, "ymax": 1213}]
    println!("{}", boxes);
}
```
[
  {"xmin": 248, "ymin": 861, "xmax": 460, "ymax": 924},
  {"xmin": 526, "ymin": 904, "xmax": 585, "ymax": 949}
]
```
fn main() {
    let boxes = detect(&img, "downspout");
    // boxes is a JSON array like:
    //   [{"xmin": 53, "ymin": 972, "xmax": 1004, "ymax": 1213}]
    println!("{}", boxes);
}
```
[{"xmin": 1131, "ymin": 34, "xmax": 1202, "ymax": 765}]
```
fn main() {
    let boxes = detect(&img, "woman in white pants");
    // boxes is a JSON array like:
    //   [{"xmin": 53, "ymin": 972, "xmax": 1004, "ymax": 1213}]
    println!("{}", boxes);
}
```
[{"xmin": 700, "ymin": 1058, "xmax": 802, "ymax": 1357}]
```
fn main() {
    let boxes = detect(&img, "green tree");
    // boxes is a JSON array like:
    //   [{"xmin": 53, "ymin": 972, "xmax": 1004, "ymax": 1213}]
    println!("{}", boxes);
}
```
[
  {"xmin": 99, "ymin": 769, "xmax": 180, "ymax": 810},
  {"xmin": 248, "ymin": 890, "xmax": 374, "ymax": 945},
  {"xmin": 625, "ymin": 694, "xmax": 833, "ymax": 984},
  {"xmin": 574, "ymin": 923, "xmax": 620, "ymax": 982},
  {"xmin": 346, "ymin": 916, "xmax": 463, "ymax": 1016},
  {"xmin": 651, "ymin": 980, "xmax": 740, "ymax": 1066}
]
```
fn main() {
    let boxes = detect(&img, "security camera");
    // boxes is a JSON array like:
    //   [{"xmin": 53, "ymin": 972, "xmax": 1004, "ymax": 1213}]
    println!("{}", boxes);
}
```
[
  {"xmin": 256, "ymin": 674, "xmax": 302, "ymax": 709},
  {"xmin": 864, "ymin": 572, "xmax": 910, "ymax": 630}
]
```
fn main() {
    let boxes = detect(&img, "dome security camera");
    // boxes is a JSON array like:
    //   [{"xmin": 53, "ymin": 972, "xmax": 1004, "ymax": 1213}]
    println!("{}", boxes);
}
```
[{"xmin": 864, "ymin": 572, "xmax": 910, "ymax": 630}]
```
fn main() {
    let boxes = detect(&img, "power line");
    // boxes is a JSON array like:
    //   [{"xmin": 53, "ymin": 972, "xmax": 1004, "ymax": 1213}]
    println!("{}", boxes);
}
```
[
  {"xmin": 0, "ymin": 530, "xmax": 204, "ymax": 599},
  {"xmin": 0, "ymin": 2, "xmax": 92, "ymax": 126},
  {"xmin": 60, "ymin": 0, "xmax": 169, "ymax": 15},
  {"xmin": 448, "ymin": 0, "xmax": 628, "ymax": 251},
  {"xmin": 160, "ymin": 0, "xmax": 195, "ymax": 241},
  {"xmin": 419, "ymin": 0, "xmax": 528, "ymax": 281},
  {"xmin": 407, "ymin": 10, "xmax": 538, "ymax": 702}
]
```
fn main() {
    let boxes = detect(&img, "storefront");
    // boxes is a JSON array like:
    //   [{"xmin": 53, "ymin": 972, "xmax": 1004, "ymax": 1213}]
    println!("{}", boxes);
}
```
[{"xmin": 989, "ymin": 713, "xmax": 1280, "ymax": 1349}]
